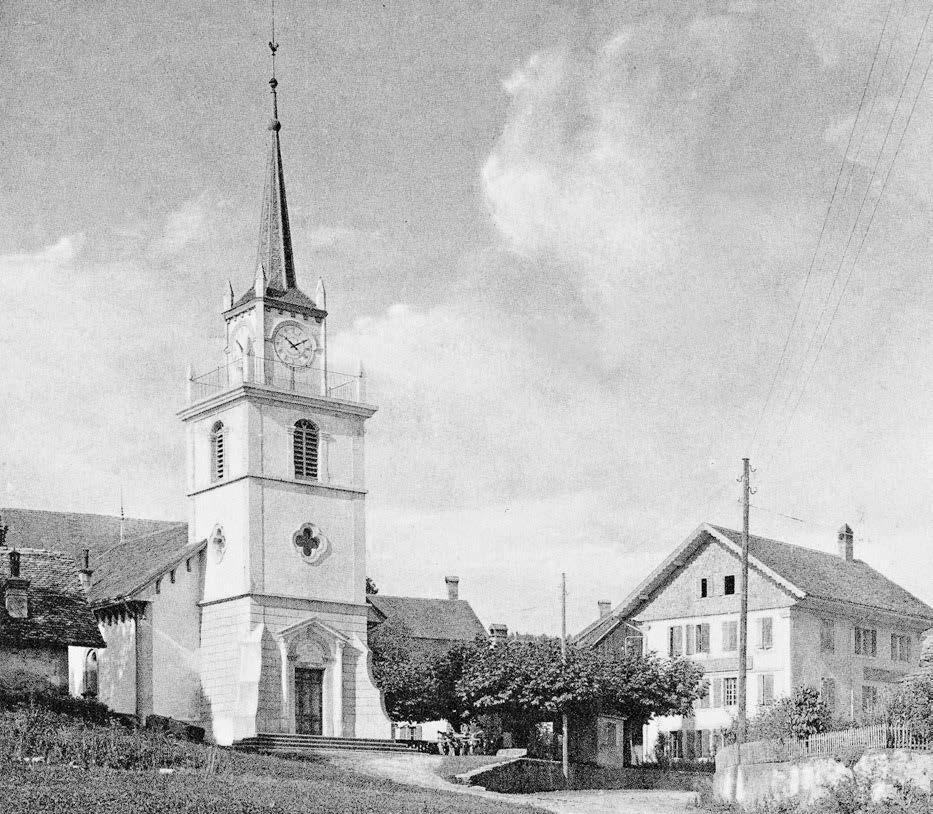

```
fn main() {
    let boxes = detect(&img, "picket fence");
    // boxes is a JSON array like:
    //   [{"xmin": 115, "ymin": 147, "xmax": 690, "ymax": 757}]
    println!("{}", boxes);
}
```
[{"xmin": 717, "ymin": 724, "xmax": 933, "ymax": 768}]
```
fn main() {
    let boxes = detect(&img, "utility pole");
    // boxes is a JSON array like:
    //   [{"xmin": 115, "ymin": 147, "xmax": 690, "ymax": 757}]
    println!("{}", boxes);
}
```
[
  {"xmin": 561, "ymin": 572, "xmax": 569, "ymax": 783},
  {"xmin": 736, "ymin": 458, "xmax": 751, "ymax": 746}
]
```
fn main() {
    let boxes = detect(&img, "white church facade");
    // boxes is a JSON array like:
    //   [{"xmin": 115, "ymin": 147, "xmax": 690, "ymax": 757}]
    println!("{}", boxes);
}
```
[{"xmin": 0, "ymin": 48, "xmax": 391, "ymax": 745}]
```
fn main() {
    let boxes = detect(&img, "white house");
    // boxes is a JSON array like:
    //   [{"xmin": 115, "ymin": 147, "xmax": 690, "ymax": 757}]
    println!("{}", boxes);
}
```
[{"xmin": 575, "ymin": 523, "xmax": 933, "ymax": 763}]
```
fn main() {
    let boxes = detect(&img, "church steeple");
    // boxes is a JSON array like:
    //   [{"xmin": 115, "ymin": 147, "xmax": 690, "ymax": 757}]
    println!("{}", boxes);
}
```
[{"xmin": 255, "ymin": 30, "xmax": 296, "ymax": 294}]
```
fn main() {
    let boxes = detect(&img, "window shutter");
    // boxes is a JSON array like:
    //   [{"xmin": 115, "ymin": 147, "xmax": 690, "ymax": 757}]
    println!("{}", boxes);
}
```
[
  {"xmin": 686, "ymin": 625, "xmax": 696, "ymax": 655},
  {"xmin": 759, "ymin": 617, "xmax": 773, "ymax": 649},
  {"xmin": 700, "ymin": 623, "xmax": 710, "ymax": 653},
  {"xmin": 294, "ymin": 420, "xmax": 319, "ymax": 479},
  {"xmin": 712, "ymin": 678, "xmax": 722, "ymax": 707}
]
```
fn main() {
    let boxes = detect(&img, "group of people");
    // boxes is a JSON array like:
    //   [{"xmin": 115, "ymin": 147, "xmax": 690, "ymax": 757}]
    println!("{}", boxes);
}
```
[{"xmin": 436, "ymin": 725, "xmax": 491, "ymax": 756}]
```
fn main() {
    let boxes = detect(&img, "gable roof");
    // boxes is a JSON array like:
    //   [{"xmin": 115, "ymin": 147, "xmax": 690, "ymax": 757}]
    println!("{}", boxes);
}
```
[
  {"xmin": 367, "ymin": 595, "xmax": 486, "ymax": 642},
  {"xmin": 88, "ymin": 525, "xmax": 204, "ymax": 607},
  {"xmin": 0, "ymin": 508, "xmax": 196, "ymax": 608},
  {"xmin": 575, "ymin": 522, "xmax": 933, "ymax": 648},
  {"xmin": 711, "ymin": 526, "xmax": 933, "ymax": 622},
  {"xmin": 0, "ymin": 508, "xmax": 181, "ymax": 561},
  {"xmin": 0, "ymin": 548, "xmax": 104, "ymax": 649}
]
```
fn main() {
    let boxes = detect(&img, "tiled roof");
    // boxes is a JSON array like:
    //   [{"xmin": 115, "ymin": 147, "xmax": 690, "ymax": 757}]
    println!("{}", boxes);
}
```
[
  {"xmin": 0, "ymin": 508, "xmax": 198, "ymax": 608},
  {"xmin": 574, "ymin": 522, "xmax": 933, "ymax": 648},
  {"xmin": 0, "ymin": 508, "xmax": 180, "ymax": 562},
  {"xmin": 711, "ymin": 526, "xmax": 933, "ymax": 622},
  {"xmin": 367, "ymin": 595, "xmax": 486, "ymax": 642},
  {"xmin": 0, "ymin": 548, "xmax": 104, "ymax": 648},
  {"xmin": 89, "ymin": 525, "xmax": 203, "ymax": 607}
]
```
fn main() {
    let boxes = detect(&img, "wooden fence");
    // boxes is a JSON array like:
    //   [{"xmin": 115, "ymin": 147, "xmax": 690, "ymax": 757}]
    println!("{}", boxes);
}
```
[{"xmin": 716, "ymin": 724, "xmax": 933, "ymax": 768}]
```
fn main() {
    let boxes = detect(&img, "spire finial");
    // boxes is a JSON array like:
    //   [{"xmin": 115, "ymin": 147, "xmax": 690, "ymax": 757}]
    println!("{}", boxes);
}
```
[
  {"xmin": 255, "ymin": 0, "xmax": 295, "ymax": 292},
  {"xmin": 268, "ymin": 0, "xmax": 280, "ymax": 130}
]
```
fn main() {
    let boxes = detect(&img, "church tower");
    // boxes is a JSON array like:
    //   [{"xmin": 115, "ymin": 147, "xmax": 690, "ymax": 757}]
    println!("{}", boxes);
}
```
[{"xmin": 179, "ymin": 36, "xmax": 390, "ymax": 745}]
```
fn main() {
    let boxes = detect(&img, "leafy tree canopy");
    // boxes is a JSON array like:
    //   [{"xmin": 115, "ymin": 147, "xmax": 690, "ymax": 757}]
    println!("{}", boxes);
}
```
[
  {"xmin": 365, "ymin": 577, "xmax": 379, "ymax": 595},
  {"xmin": 457, "ymin": 638, "xmax": 706, "ymax": 726}
]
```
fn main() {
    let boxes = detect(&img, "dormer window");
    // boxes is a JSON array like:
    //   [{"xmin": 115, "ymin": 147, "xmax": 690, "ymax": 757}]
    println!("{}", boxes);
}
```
[
  {"xmin": 210, "ymin": 421, "xmax": 225, "ymax": 482},
  {"xmin": 294, "ymin": 420, "xmax": 319, "ymax": 480}
]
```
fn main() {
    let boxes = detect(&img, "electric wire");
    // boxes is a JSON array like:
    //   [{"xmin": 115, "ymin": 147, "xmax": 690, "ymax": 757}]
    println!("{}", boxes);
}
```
[
  {"xmin": 748, "ymin": 0, "xmax": 895, "ymax": 457},
  {"xmin": 766, "ymin": 5, "xmax": 933, "ymax": 465},
  {"xmin": 771, "ymin": 27, "xmax": 933, "ymax": 463}
]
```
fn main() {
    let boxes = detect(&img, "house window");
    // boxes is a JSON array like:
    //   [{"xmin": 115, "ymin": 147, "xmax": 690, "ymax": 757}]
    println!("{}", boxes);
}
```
[
  {"xmin": 293, "ymin": 419, "xmax": 319, "ymax": 480},
  {"xmin": 758, "ymin": 617, "xmax": 773, "ymax": 650},
  {"xmin": 758, "ymin": 674, "xmax": 774, "ymax": 706},
  {"xmin": 820, "ymin": 677, "xmax": 836, "ymax": 712},
  {"xmin": 855, "ymin": 627, "xmax": 877, "ymax": 657},
  {"xmin": 862, "ymin": 685, "xmax": 879, "ymax": 714},
  {"xmin": 724, "ymin": 575, "xmax": 736, "ymax": 595},
  {"xmin": 891, "ymin": 633, "xmax": 911, "ymax": 662},
  {"xmin": 686, "ymin": 625, "xmax": 695, "ymax": 655},
  {"xmin": 724, "ymin": 677, "xmax": 738, "ymax": 707},
  {"xmin": 700, "ymin": 578, "xmax": 708, "ymax": 598},
  {"xmin": 723, "ymin": 620, "xmax": 738, "ymax": 652},
  {"xmin": 210, "ymin": 421, "xmax": 225, "ymax": 481},
  {"xmin": 668, "ymin": 625, "xmax": 684, "ymax": 657},
  {"xmin": 820, "ymin": 619, "xmax": 835, "ymax": 653}
]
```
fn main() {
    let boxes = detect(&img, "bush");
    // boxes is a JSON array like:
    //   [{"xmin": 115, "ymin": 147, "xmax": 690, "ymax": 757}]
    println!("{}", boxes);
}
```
[
  {"xmin": 744, "ymin": 686, "xmax": 831, "ymax": 742},
  {"xmin": 0, "ymin": 705, "xmax": 222, "ymax": 772}
]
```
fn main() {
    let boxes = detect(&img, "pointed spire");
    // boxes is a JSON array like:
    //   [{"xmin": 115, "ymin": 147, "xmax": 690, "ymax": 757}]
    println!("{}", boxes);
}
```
[
  {"xmin": 315, "ymin": 277, "xmax": 326, "ymax": 310},
  {"xmin": 255, "ymin": 11, "xmax": 296, "ymax": 294}
]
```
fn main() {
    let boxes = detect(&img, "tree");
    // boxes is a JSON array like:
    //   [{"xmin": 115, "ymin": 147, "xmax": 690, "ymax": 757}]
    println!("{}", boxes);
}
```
[
  {"xmin": 456, "ymin": 638, "xmax": 706, "ymax": 745},
  {"xmin": 746, "ymin": 686, "xmax": 831, "ymax": 742},
  {"xmin": 368, "ymin": 617, "xmax": 438, "ymax": 722},
  {"xmin": 885, "ymin": 671, "xmax": 933, "ymax": 742},
  {"xmin": 365, "ymin": 577, "xmax": 379, "ymax": 595}
]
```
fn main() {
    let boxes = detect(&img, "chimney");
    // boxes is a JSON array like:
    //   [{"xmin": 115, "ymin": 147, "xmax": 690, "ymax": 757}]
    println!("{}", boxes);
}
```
[
  {"xmin": 78, "ymin": 548, "xmax": 93, "ymax": 594},
  {"xmin": 598, "ymin": 601, "xmax": 612, "ymax": 619},
  {"xmin": 4, "ymin": 551, "xmax": 29, "ymax": 619},
  {"xmin": 445, "ymin": 576, "xmax": 459, "ymax": 601},
  {"xmin": 837, "ymin": 523, "xmax": 854, "ymax": 562},
  {"xmin": 489, "ymin": 623, "xmax": 508, "ymax": 643}
]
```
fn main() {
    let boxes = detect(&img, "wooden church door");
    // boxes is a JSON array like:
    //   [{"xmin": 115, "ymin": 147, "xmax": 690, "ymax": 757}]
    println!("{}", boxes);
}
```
[{"xmin": 295, "ymin": 667, "xmax": 324, "ymax": 735}]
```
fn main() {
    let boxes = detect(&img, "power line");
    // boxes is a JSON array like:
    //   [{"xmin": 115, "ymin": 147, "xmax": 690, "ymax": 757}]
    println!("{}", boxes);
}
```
[
  {"xmin": 767, "ymin": 5, "xmax": 933, "ymax": 463},
  {"xmin": 748, "ymin": 0, "xmax": 896, "ymax": 457}
]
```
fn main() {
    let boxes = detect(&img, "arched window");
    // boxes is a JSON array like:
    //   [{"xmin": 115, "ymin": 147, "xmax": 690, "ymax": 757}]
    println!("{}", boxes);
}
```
[
  {"xmin": 294, "ymin": 420, "xmax": 319, "ymax": 480},
  {"xmin": 210, "ymin": 421, "xmax": 225, "ymax": 482},
  {"xmin": 83, "ymin": 650, "xmax": 99, "ymax": 699}
]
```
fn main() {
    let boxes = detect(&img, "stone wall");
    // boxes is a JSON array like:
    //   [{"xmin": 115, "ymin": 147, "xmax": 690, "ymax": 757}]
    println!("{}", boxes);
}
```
[
  {"xmin": 714, "ymin": 749, "xmax": 933, "ymax": 810},
  {"xmin": 458, "ymin": 757, "xmax": 710, "ymax": 794},
  {"xmin": 0, "ymin": 644, "xmax": 68, "ymax": 692}
]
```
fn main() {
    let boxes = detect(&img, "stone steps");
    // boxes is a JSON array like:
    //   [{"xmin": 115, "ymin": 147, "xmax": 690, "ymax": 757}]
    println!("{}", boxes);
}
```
[{"xmin": 235, "ymin": 732, "xmax": 420, "ymax": 754}]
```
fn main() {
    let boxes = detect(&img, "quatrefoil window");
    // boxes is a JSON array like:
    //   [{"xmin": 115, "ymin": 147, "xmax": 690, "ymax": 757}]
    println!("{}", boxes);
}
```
[
  {"xmin": 293, "ymin": 523, "xmax": 330, "ymax": 565},
  {"xmin": 210, "ymin": 525, "xmax": 226, "ymax": 562}
]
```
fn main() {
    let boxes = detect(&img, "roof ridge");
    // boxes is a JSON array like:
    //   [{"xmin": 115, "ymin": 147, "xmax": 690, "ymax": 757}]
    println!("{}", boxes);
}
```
[{"xmin": 0, "ymin": 506, "xmax": 183, "ymax": 525}]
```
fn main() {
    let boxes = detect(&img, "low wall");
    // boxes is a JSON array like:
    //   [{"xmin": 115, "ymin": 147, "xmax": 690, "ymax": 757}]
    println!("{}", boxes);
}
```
[
  {"xmin": 715, "ymin": 749, "xmax": 933, "ymax": 810},
  {"xmin": 457, "ymin": 757, "xmax": 710, "ymax": 794}
]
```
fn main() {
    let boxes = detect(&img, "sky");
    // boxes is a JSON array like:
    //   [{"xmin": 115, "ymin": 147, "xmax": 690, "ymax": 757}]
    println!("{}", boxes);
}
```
[{"xmin": 0, "ymin": 0, "xmax": 931, "ymax": 636}]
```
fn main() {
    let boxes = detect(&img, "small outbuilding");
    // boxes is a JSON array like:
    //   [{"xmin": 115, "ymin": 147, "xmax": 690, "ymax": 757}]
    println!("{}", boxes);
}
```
[{"xmin": 0, "ymin": 546, "xmax": 104, "ymax": 693}]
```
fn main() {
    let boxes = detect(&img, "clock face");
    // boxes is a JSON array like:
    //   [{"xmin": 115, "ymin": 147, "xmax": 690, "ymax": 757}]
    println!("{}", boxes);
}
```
[{"xmin": 272, "ymin": 322, "xmax": 315, "ymax": 367}]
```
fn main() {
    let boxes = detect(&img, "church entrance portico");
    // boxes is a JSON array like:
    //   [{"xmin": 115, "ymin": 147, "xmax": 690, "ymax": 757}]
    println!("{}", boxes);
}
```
[{"xmin": 276, "ymin": 618, "xmax": 353, "ymax": 737}]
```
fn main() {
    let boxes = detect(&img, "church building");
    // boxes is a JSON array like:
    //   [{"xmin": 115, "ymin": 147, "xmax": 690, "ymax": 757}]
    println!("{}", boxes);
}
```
[{"xmin": 0, "ymin": 44, "xmax": 392, "ymax": 745}]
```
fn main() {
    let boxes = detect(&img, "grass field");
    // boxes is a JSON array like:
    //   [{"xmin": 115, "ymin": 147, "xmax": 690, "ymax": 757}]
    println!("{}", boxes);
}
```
[{"xmin": 0, "ymin": 750, "xmax": 545, "ymax": 814}]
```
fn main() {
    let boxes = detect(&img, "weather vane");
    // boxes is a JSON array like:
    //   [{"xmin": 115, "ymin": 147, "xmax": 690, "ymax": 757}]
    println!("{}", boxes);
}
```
[{"xmin": 268, "ymin": 0, "xmax": 280, "ymax": 127}]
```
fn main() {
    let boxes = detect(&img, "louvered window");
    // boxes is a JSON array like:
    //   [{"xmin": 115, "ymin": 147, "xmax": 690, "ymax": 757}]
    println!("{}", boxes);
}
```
[
  {"xmin": 210, "ymin": 421, "xmax": 225, "ymax": 482},
  {"xmin": 294, "ymin": 420, "xmax": 319, "ymax": 480}
]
